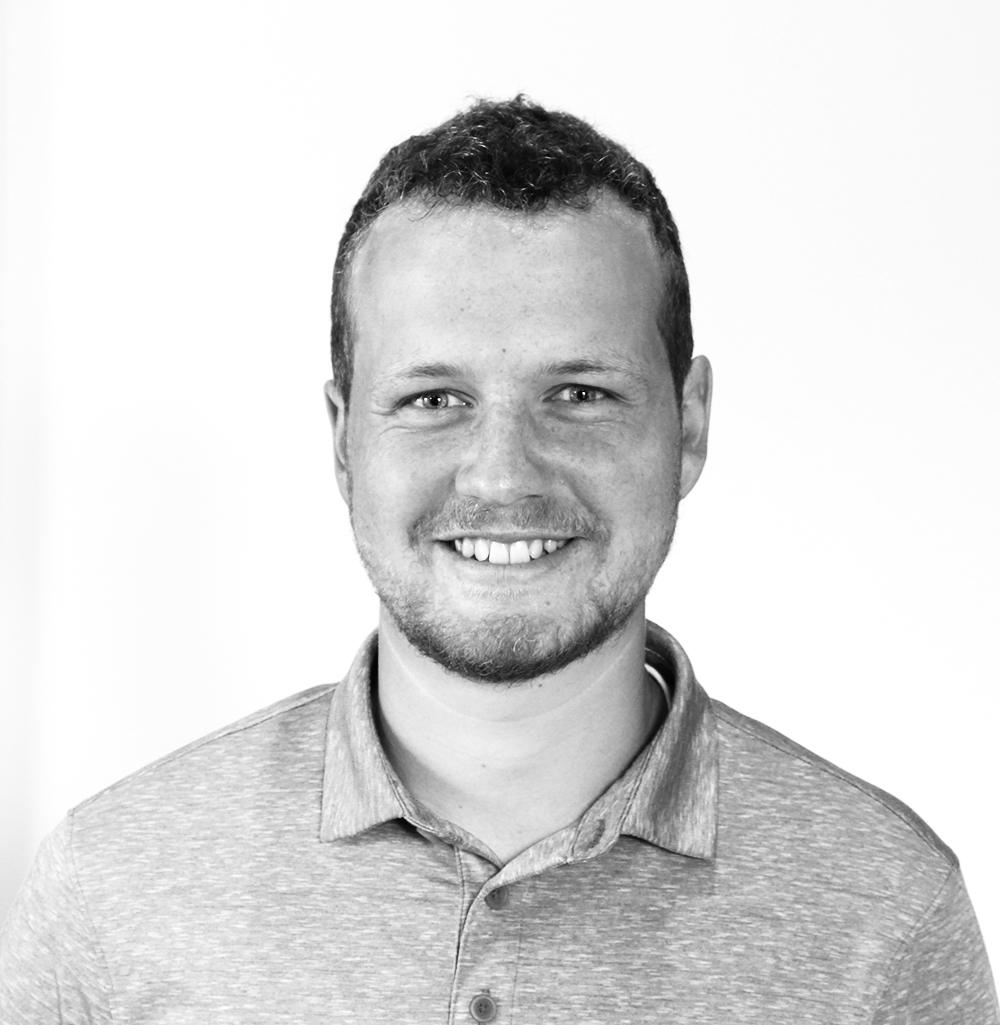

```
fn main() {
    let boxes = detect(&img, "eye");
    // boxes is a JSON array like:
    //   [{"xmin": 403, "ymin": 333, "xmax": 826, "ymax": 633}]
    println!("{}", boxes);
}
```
[
  {"xmin": 406, "ymin": 390, "xmax": 468, "ymax": 410},
  {"xmin": 551, "ymin": 384, "xmax": 610, "ymax": 404}
]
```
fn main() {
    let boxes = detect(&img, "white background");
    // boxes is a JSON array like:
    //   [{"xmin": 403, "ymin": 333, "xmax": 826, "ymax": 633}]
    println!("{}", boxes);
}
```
[{"xmin": 2, "ymin": 0, "xmax": 998, "ymax": 963}]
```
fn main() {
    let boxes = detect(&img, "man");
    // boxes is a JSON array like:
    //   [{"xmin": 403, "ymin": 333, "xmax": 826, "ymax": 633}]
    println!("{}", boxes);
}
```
[{"xmin": 1, "ymin": 96, "xmax": 996, "ymax": 1023}]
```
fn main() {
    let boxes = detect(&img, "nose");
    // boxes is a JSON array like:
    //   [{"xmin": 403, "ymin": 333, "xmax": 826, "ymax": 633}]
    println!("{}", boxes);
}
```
[{"xmin": 454, "ymin": 406, "xmax": 549, "ymax": 505}]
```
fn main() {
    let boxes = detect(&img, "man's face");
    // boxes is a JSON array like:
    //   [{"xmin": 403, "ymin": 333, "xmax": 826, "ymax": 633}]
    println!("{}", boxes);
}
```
[{"xmin": 327, "ymin": 195, "xmax": 711, "ymax": 682}]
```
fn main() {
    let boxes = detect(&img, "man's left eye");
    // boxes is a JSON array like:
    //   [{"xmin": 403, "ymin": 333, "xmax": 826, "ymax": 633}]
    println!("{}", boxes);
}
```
[{"xmin": 552, "ymin": 385, "xmax": 609, "ymax": 403}]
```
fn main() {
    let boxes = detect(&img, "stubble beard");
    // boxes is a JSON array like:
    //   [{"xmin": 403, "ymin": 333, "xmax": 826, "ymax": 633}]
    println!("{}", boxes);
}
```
[{"xmin": 350, "ymin": 502, "xmax": 678, "ymax": 686}]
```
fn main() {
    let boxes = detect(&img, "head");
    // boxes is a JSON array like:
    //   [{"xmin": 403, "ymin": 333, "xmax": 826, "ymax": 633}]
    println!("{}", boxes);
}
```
[{"xmin": 326, "ymin": 97, "xmax": 711, "ymax": 683}]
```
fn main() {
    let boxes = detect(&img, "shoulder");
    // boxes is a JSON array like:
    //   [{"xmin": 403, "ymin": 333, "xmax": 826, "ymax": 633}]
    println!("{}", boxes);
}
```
[
  {"xmin": 2, "ymin": 686, "xmax": 339, "ymax": 1017},
  {"xmin": 710, "ymin": 698, "xmax": 956, "ymax": 902},
  {"xmin": 68, "ymin": 684, "xmax": 337, "ymax": 848}
]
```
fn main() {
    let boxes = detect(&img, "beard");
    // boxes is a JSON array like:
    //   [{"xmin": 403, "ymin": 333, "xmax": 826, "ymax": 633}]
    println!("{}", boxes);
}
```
[
  {"xmin": 361, "ymin": 554, "xmax": 647, "ymax": 684},
  {"xmin": 350, "ymin": 495, "xmax": 677, "ymax": 684}
]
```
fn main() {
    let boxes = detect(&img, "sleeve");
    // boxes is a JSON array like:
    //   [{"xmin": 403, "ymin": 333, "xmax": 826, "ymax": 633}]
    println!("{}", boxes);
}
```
[
  {"xmin": 872, "ymin": 867, "xmax": 999, "ymax": 1025},
  {"xmin": 0, "ymin": 819, "xmax": 113, "ymax": 1024}
]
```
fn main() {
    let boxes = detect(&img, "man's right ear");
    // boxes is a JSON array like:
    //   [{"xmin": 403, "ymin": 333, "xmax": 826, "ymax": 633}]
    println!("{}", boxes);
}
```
[{"xmin": 323, "ymin": 380, "xmax": 351, "ymax": 504}]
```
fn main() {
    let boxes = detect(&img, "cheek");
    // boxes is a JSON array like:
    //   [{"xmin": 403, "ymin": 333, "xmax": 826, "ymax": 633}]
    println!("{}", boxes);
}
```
[
  {"xmin": 569, "ymin": 432, "xmax": 679, "ymax": 513},
  {"xmin": 349, "ymin": 435, "xmax": 453, "ymax": 537}
]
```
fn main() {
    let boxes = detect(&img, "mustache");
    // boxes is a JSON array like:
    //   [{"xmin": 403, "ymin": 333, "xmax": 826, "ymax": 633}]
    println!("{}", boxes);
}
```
[{"xmin": 410, "ymin": 498, "xmax": 607, "ymax": 542}]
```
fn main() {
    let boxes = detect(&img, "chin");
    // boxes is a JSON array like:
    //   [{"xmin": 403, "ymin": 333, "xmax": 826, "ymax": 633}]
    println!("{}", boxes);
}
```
[
  {"xmin": 398, "ymin": 608, "xmax": 635, "ymax": 684},
  {"xmin": 379, "ymin": 579, "xmax": 646, "ymax": 684}
]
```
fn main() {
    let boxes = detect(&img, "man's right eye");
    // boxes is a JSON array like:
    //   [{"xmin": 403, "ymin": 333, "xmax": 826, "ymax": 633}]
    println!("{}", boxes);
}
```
[{"xmin": 406, "ymin": 391, "xmax": 467, "ymax": 410}]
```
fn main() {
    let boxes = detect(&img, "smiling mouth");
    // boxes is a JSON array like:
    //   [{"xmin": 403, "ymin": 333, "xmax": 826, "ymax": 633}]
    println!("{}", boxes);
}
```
[{"xmin": 444, "ymin": 536, "xmax": 571, "ymax": 565}]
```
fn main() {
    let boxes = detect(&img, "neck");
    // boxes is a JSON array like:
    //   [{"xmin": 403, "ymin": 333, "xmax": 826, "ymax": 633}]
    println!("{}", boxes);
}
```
[{"xmin": 374, "ymin": 607, "xmax": 664, "ymax": 863}]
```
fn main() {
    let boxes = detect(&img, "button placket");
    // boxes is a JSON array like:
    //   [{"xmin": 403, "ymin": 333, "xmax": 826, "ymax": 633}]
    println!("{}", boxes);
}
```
[{"xmin": 452, "ymin": 877, "xmax": 522, "ymax": 1024}]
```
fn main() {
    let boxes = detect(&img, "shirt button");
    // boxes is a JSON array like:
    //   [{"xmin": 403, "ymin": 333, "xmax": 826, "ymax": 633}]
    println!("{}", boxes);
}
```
[
  {"xmin": 582, "ymin": 818, "xmax": 606, "ymax": 849},
  {"xmin": 485, "ymin": 886, "xmax": 509, "ymax": 910},
  {"xmin": 469, "ymin": 992, "xmax": 497, "ymax": 1022}
]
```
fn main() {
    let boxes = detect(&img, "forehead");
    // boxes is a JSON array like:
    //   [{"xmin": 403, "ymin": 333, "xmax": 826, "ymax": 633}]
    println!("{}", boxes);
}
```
[{"xmin": 347, "ymin": 195, "xmax": 667, "ymax": 377}]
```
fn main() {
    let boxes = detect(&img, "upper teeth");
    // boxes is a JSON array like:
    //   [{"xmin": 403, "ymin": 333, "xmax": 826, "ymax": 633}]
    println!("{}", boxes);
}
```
[{"xmin": 451, "ymin": 537, "xmax": 568, "ymax": 564}]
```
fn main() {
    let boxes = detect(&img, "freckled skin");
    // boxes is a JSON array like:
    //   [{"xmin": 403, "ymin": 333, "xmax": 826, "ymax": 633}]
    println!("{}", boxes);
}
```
[{"xmin": 326, "ymin": 196, "xmax": 710, "ymax": 682}]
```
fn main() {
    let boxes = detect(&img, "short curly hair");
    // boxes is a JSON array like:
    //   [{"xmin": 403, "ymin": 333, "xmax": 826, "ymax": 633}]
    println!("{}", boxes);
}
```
[{"xmin": 330, "ymin": 96, "xmax": 692, "ymax": 405}]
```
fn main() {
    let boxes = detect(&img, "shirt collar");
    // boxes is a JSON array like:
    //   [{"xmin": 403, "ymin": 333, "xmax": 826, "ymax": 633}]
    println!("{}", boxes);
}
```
[
  {"xmin": 623, "ymin": 621, "xmax": 718, "ymax": 860},
  {"xmin": 319, "ymin": 621, "xmax": 718, "ymax": 862}
]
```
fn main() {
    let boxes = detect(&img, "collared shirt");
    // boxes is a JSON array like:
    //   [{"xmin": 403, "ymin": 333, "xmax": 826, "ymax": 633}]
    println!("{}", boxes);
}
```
[{"xmin": 1, "ymin": 622, "xmax": 997, "ymax": 1023}]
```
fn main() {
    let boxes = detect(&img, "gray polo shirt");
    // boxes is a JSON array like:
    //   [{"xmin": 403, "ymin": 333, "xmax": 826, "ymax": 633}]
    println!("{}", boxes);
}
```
[{"xmin": 2, "ymin": 623, "xmax": 997, "ymax": 1023}]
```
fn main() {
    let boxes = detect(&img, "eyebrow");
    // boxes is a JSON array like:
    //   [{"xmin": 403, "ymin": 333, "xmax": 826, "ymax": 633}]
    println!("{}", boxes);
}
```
[
  {"xmin": 382, "ymin": 361, "xmax": 465, "ymax": 383},
  {"xmin": 379, "ymin": 357, "xmax": 648, "ymax": 386},
  {"xmin": 538, "ymin": 358, "xmax": 646, "ymax": 383}
]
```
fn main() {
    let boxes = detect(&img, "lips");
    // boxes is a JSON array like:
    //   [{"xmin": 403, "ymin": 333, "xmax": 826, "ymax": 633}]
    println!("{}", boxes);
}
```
[{"xmin": 448, "ymin": 537, "xmax": 570, "ymax": 565}]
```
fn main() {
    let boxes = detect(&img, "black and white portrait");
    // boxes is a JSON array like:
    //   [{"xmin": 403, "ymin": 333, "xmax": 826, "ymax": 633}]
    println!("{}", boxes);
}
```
[{"xmin": 2, "ymin": 2, "xmax": 997, "ymax": 1020}]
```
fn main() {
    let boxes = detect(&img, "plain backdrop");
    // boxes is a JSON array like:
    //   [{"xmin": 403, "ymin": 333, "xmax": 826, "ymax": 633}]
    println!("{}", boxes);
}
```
[{"xmin": 2, "ymin": 0, "xmax": 998, "ymax": 961}]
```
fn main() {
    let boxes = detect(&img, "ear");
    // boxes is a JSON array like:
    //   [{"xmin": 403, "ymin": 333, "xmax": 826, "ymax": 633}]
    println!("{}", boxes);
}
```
[
  {"xmin": 678, "ymin": 355, "xmax": 713, "ymax": 499},
  {"xmin": 323, "ymin": 380, "xmax": 351, "ymax": 504}
]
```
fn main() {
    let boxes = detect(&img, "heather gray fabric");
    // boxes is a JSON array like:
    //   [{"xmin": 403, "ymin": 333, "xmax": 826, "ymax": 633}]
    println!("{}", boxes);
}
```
[{"xmin": 2, "ymin": 622, "xmax": 996, "ymax": 1023}]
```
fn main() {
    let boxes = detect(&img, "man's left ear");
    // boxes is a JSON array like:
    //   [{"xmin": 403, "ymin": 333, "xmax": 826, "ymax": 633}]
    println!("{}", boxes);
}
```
[
  {"xmin": 323, "ymin": 380, "xmax": 351, "ymax": 504},
  {"xmin": 678, "ymin": 355, "xmax": 713, "ymax": 499}
]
